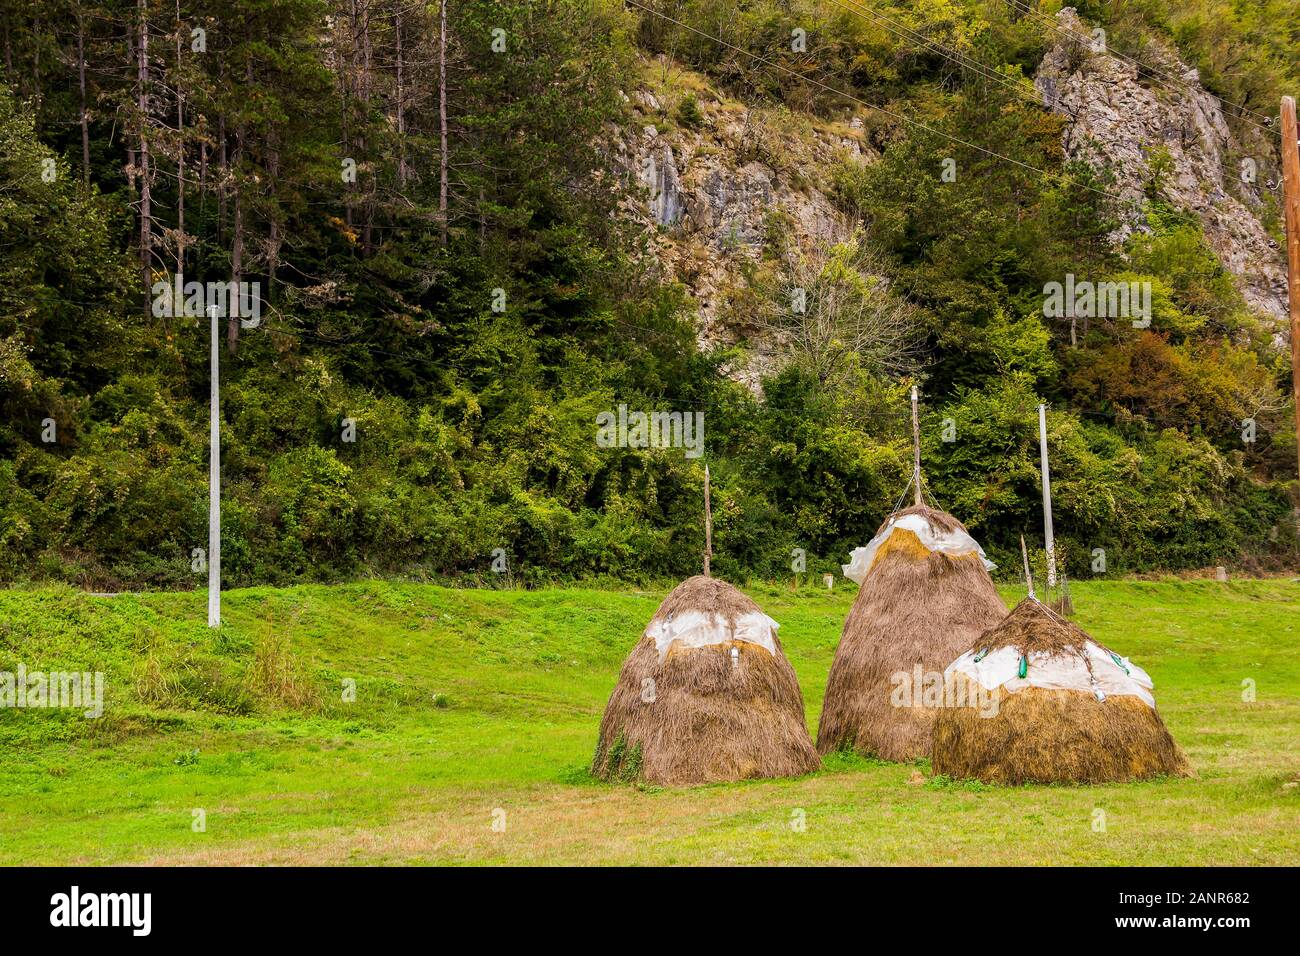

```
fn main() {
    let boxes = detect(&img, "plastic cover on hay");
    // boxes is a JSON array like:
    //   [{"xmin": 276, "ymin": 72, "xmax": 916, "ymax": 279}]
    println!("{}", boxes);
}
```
[
  {"xmin": 944, "ymin": 640, "xmax": 1156, "ymax": 707},
  {"xmin": 649, "ymin": 610, "xmax": 780, "ymax": 663},
  {"xmin": 842, "ymin": 512, "xmax": 996, "ymax": 584}
]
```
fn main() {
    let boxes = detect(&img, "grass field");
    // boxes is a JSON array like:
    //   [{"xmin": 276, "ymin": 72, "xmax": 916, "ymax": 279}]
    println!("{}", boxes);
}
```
[{"xmin": 0, "ymin": 578, "xmax": 1297, "ymax": 865}]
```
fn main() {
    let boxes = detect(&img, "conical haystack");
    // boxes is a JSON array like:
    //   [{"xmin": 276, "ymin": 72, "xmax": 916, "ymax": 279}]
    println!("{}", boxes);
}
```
[
  {"xmin": 817, "ymin": 504, "xmax": 1008, "ymax": 760},
  {"xmin": 932, "ymin": 597, "xmax": 1190, "ymax": 785},
  {"xmin": 593, "ymin": 575, "xmax": 820, "ymax": 786}
]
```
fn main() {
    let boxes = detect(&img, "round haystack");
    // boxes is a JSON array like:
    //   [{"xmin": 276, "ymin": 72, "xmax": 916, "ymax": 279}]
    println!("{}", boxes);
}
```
[
  {"xmin": 816, "ymin": 504, "xmax": 1008, "ymax": 761},
  {"xmin": 932, "ymin": 597, "xmax": 1190, "ymax": 785},
  {"xmin": 592, "ymin": 575, "xmax": 820, "ymax": 786}
]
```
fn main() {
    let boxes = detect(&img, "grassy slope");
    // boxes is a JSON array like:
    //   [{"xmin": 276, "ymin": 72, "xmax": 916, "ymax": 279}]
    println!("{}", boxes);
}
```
[{"xmin": 0, "ymin": 579, "xmax": 1297, "ymax": 865}]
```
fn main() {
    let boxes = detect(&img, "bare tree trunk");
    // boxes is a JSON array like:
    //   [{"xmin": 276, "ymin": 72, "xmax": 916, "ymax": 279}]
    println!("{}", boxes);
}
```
[
  {"xmin": 227, "ymin": 60, "xmax": 250, "ymax": 354},
  {"xmin": 438, "ymin": 0, "xmax": 449, "ymax": 246},
  {"xmin": 77, "ymin": 9, "xmax": 90, "ymax": 187},
  {"xmin": 217, "ymin": 106, "xmax": 226, "ymax": 241},
  {"xmin": 394, "ymin": 5, "xmax": 407, "ymax": 188},
  {"xmin": 361, "ymin": 0, "xmax": 374, "ymax": 255},
  {"xmin": 174, "ymin": 0, "xmax": 184, "ymax": 275},
  {"xmin": 343, "ymin": 0, "xmax": 355, "ymax": 233},
  {"xmin": 31, "ymin": 15, "xmax": 42, "ymax": 114},
  {"xmin": 228, "ymin": 186, "xmax": 243, "ymax": 354},
  {"xmin": 137, "ymin": 0, "xmax": 153, "ymax": 315},
  {"xmin": 267, "ymin": 138, "xmax": 281, "ymax": 290}
]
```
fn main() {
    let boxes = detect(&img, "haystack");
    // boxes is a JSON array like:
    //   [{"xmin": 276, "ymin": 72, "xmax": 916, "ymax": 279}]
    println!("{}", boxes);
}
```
[
  {"xmin": 932, "ymin": 597, "xmax": 1190, "ymax": 785},
  {"xmin": 817, "ymin": 504, "xmax": 1008, "ymax": 760},
  {"xmin": 592, "ymin": 575, "xmax": 820, "ymax": 786}
]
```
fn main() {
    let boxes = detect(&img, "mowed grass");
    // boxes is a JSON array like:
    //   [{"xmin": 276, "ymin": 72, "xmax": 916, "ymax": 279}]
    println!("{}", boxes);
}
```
[{"xmin": 0, "ymin": 578, "xmax": 1297, "ymax": 865}]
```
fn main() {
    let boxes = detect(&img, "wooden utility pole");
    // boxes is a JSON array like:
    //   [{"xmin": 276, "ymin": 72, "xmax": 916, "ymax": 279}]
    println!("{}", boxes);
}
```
[
  {"xmin": 703, "ymin": 464, "xmax": 713, "ymax": 577},
  {"xmin": 911, "ymin": 385, "xmax": 922, "ymax": 507},
  {"xmin": 1038, "ymin": 403, "xmax": 1057, "ymax": 588},
  {"xmin": 1282, "ymin": 96, "xmax": 1300, "ymax": 481}
]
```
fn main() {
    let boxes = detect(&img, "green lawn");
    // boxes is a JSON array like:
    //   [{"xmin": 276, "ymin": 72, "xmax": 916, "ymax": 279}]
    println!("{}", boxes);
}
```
[{"xmin": 0, "ymin": 578, "xmax": 1297, "ymax": 865}]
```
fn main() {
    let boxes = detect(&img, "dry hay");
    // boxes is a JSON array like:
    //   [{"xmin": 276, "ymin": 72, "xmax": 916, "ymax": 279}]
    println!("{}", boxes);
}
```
[
  {"xmin": 816, "ymin": 505, "xmax": 1008, "ymax": 761},
  {"xmin": 931, "ymin": 599, "xmax": 1191, "ymax": 785},
  {"xmin": 592, "ymin": 575, "xmax": 820, "ymax": 786},
  {"xmin": 974, "ymin": 594, "xmax": 1127, "ymax": 657}
]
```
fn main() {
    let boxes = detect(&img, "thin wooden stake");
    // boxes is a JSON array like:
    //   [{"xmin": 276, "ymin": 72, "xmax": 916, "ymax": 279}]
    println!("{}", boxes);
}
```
[
  {"xmin": 1057, "ymin": 574, "xmax": 1075, "ymax": 616},
  {"xmin": 1038, "ymin": 403, "xmax": 1057, "ymax": 589},
  {"xmin": 911, "ymin": 385, "xmax": 922, "ymax": 507},
  {"xmin": 1281, "ymin": 96, "xmax": 1300, "ymax": 482},
  {"xmin": 703, "ymin": 464, "xmax": 712, "ymax": 577},
  {"xmin": 1020, "ymin": 534, "xmax": 1035, "ymax": 601}
]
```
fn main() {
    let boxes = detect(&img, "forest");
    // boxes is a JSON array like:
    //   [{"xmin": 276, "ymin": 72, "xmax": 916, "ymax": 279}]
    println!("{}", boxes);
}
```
[{"xmin": 1, "ymin": 0, "xmax": 1299, "ymax": 588}]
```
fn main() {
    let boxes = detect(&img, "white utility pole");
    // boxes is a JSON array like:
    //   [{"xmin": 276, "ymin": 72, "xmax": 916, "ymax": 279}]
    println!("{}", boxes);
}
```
[
  {"xmin": 1038, "ymin": 403, "xmax": 1056, "ymax": 589},
  {"xmin": 208, "ymin": 303, "xmax": 221, "ymax": 627}
]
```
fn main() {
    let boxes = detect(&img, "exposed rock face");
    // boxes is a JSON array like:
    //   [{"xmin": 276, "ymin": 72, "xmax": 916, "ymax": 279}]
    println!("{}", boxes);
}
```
[
  {"xmin": 611, "ymin": 11, "xmax": 1288, "ymax": 385},
  {"xmin": 1035, "ymin": 7, "xmax": 1287, "ymax": 323},
  {"xmin": 613, "ymin": 78, "xmax": 867, "ymax": 374},
  {"xmin": 640, "ymin": 135, "xmax": 684, "ymax": 228}
]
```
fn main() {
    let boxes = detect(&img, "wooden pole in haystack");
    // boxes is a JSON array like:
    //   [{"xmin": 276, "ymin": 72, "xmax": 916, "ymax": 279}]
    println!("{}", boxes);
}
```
[
  {"xmin": 1281, "ymin": 96, "xmax": 1300, "ymax": 482},
  {"xmin": 703, "ymin": 463, "xmax": 713, "ymax": 577},
  {"xmin": 1021, "ymin": 534, "xmax": 1035, "ymax": 602},
  {"xmin": 911, "ymin": 385, "xmax": 922, "ymax": 507},
  {"xmin": 1038, "ymin": 403, "xmax": 1057, "ymax": 590}
]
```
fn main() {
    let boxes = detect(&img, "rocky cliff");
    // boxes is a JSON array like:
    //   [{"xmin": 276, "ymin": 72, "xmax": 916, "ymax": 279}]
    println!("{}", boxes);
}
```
[
  {"xmin": 612, "ymin": 66, "xmax": 870, "ymax": 379},
  {"xmin": 1034, "ymin": 7, "xmax": 1287, "ymax": 322},
  {"xmin": 617, "ymin": 11, "xmax": 1288, "ymax": 374}
]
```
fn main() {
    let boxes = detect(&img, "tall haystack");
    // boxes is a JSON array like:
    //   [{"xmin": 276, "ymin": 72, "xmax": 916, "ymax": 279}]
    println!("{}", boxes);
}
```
[
  {"xmin": 816, "ymin": 503, "xmax": 1008, "ymax": 760},
  {"xmin": 592, "ymin": 575, "xmax": 820, "ymax": 786},
  {"xmin": 932, "ymin": 597, "xmax": 1190, "ymax": 785}
]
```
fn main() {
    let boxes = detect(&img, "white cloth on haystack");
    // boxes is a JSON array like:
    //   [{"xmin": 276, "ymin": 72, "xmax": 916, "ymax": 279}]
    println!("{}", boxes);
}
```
[
  {"xmin": 841, "ymin": 512, "xmax": 996, "ymax": 584},
  {"xmin": 649, "ymin": 610, "xmax": 779, "ymax": 663},
  {"xmin": 944, "ymin": 641, "xmax": 1156, "ymax": 708}
]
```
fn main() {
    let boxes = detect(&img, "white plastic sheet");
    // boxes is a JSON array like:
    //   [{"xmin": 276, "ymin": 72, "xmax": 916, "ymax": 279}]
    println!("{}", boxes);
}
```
[
  {"xmin": 945, "ymin": 640, "xmax": 1156, "ymax": 708},
  {"xmin": 842, "ymin": 512, "xmax": 996, "ymax": 584},
  {"xmin": 650, "ymin": 609, "xmax": 779, "ymax": 663}
]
